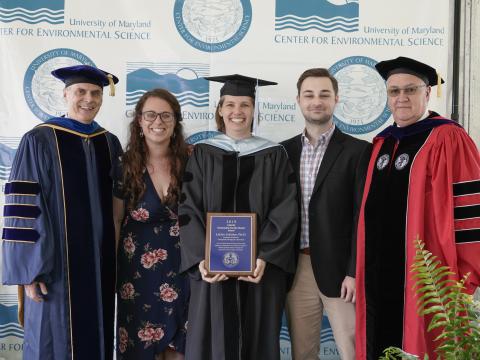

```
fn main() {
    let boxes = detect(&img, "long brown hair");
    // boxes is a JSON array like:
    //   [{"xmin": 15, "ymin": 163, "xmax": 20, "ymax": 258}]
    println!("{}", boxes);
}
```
[{"xmin": 122, "ymin": 88, "xmax": 188, "ymax": 210}]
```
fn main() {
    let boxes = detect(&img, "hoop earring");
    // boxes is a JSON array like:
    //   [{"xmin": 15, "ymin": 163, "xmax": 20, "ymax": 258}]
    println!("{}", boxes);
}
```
[{"xmin": 140, "ymin": 129, "xmax": 144, "ymax": 138}]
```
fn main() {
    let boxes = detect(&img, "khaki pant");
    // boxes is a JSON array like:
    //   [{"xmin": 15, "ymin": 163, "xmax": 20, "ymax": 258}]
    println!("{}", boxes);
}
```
[{"xmin": 286, "ymin": 254, "xmax": 355, "ymax": 360}]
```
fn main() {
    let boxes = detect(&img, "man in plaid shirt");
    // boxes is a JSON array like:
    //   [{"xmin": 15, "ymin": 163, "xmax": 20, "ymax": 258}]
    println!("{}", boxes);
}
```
[{"xmin": 281, "ymin": 68, "xmax": 370, "ymax": 360}]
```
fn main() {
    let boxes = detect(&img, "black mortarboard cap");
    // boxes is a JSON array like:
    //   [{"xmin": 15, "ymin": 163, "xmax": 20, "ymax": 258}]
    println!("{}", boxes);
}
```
[
  {"xmin": 204, "ymin": 74, "xmax": 277, "ymax": 98},
  {"xmin": 51, "ymin": 65, "xmax": 119, "ymax": 96},
  {"xmin": 375, "ymin": 56, "xmax": 444, "ymax": 87}
]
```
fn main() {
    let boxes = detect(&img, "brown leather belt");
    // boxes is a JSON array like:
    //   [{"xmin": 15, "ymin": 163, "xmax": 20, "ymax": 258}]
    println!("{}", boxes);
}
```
[{"xmin": 299, "ymin": 247, "xmax": 310, "ymax": 255}]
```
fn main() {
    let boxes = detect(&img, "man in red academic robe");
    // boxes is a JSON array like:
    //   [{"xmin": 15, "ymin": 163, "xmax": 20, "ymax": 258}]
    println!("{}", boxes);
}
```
[{"xmin": 355, "ymin": 56, "xmax": 480, "ymax": 359}]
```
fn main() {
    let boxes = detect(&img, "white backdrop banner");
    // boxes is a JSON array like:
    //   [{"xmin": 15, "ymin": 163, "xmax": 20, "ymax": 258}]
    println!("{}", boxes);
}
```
[{"xmin": 0, "ymin": 0, "xmax": 453, "ymax": 358}]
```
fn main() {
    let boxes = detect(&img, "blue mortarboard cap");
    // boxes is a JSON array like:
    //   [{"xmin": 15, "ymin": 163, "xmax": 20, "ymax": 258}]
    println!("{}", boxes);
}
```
[
  {"xmin": 51, "ymin": 65, "xmax": 119, "ymax": 96},
  {"xmin": 204, "ymin": 74, "xmax": 277, "ymax": 99}
]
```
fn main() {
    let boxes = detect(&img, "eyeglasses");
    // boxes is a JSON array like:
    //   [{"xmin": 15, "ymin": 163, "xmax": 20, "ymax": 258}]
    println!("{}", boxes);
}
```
[
  {"xmin": 141, "ymin": 111, "xmax": 175, "ymax": 124},
  {"xmin": 387, "ymin": 84, "xmax": 426, "ymax": 97}
]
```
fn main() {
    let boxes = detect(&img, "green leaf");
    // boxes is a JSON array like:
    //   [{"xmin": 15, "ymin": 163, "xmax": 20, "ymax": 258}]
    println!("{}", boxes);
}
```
[
  {"xmin": 423, "ymin": 306, "xmax": 448, "ymax": 315},
  {"xmin": 383, "ymin": 238, "xmax": 480, "ymax": 359},
  {"xmin": 428, "ymin": 319, "xmax": 449, "ymax": 331},
  {"xmin": 419, "ymin": 298, "xmax": 443, "ymax": 309}
]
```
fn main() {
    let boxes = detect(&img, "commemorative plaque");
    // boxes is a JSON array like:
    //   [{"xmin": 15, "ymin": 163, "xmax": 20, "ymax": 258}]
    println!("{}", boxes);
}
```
[{"xmin": 205, "ymin": 212, "xmax": 256, "ymax": 276}]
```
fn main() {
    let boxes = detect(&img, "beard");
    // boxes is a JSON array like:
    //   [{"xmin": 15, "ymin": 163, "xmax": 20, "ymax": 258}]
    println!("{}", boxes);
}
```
[{"xmin": 304, "ymin": 112, "xmax": 332, "ymax": 125}]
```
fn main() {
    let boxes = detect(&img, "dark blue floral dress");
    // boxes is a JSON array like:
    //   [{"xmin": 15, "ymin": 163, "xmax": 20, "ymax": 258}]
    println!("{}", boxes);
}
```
[{"xmin": 116, "ymin": 173, "xmax": 189, "ymax": 359}]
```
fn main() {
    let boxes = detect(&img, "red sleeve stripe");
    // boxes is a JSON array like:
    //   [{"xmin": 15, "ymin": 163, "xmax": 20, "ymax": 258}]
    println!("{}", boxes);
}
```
[
  {"xmin": 453, "ymin": 179, "xmax": 480, "ymax": 196},
  {"xmin": 455, "ymin": 218, "xmax": 480, "ymax": 231},
  {"xmin": 454, "ymin": 193, "xmax": 480, "ymax": 207}
]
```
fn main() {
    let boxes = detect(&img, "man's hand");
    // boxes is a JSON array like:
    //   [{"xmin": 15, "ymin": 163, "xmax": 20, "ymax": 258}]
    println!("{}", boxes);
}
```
[
  {"xmin": 198, "ymin": 260, "xmax": 229, "ymax": 283},
  {"xmin": 238, "ymin": 258, "xmax": 266, "ymax": 284},
  {"xmin": 340, "ymin": 276, "xmax": 355, "ymax": 303},
  {"xmin": 24, "ymin": 282, "xmax": 48, "ymax": 302}
]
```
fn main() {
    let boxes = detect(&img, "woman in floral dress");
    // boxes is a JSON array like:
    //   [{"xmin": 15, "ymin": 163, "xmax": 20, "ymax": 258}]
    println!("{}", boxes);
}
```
[{"xmin": 114, "ymin": 89, "xmax": 190, "ymax": 360}]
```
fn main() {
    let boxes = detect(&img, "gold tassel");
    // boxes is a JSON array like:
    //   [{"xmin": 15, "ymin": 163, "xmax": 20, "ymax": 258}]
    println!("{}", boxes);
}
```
[
  {"xmin": 107, "ymin": 74, "xmax": 115, "ymax": 96},
  {"xmin": 436, "ymin": 72, "xmax": 442, "ymax": 98}
]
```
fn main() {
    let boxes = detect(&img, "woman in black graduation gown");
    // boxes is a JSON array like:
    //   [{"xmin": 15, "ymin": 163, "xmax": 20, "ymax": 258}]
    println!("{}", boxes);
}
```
[{"xmin": 179, "ymin": 75, "xmax": 298, "ymax": 360}]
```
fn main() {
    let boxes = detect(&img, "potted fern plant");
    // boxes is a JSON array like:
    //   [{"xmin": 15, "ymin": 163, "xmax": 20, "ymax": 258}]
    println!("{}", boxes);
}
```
[{"xmin": 380, "ymin": 238, "xmax": 480, "ymax": 360}]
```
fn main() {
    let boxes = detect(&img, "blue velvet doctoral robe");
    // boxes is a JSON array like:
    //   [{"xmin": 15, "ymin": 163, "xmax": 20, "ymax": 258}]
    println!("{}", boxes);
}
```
[{"xmin": 2, "ymin": 118, "xmax": 122, "ymax": 360}]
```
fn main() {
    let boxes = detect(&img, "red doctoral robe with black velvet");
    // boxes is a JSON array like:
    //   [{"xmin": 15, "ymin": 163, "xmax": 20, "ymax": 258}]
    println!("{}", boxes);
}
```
[{"xmin": 355, "ymin": 112, "xmax": 480, "ymax": 359}]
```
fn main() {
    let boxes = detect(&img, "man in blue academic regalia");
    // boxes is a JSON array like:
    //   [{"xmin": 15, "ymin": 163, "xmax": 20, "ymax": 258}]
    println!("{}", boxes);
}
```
[{"xmin": 2, "ymin": 65, "xmax": 122, "ymax": 360}]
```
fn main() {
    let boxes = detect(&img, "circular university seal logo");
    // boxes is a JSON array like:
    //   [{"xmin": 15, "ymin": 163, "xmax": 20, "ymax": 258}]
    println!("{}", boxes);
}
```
[
  {"xmin": 174, "ymin": 0, "xmax": 252, "ymax": 52},
  {"xmin": 395, "ymin": 153, "xmax": 410, "ymax": 170},
  {"xmin": 329, "ymin": 56, "xmax": 391, "ymax": 135},
  {"xmin": 223, "ymin": 252, "xmax": 240, "ymax": 268},
  {"xmin": 23, "ymin": 48, "xmax": 95, "ymax": 121}
]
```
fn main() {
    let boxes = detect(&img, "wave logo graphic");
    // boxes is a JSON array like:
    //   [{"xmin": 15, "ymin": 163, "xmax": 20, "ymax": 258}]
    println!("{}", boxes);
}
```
[
  {"xmin": 0, "ymin": 137, "xmax": 20, "ymax": 181},
  {"xmin": 0, "ymin": 294, "xmax": 18, "ymax": 307},
  {"xmin": 279, "ymin": 325, "xmax": 290, "ymax": 341},
  {"xmin": 0, "ymin": 323, "xmax": 23, "ymax": 339},
  {"xmin": 276, "ymin": 0, "xmax": 359, "ymax": 32},
  {"xmin": 0, "ymin": 303, "xmax": 23, "ymax": 339},
  {"xmin": 23, "ymin": 49, "xmax": 95, "ymax": 121},
  {"xmin": 0, "ymin": 0, "xmax": 64, "ymax": 24},
  {"xmin": 330, "ymin": 56, "xmax": 391, "ymax": 135},
  {"xmin": 126, "ymin": 63, "xmax": 209, "ymax": 108},
  {"xmin": 174, "ymin": 0, "xmax": 252, "ymax": 52}
]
